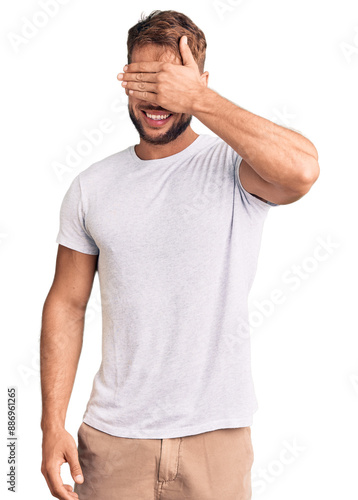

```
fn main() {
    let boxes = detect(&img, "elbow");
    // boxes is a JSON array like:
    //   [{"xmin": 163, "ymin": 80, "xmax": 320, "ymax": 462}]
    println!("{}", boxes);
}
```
[
  {"xmin": 293, "ymin": 156, "xmax": 320, "ymax": 196},
  {"xmin": 271, "ymin": 153, "xmax": 320, "ymax": 205}
]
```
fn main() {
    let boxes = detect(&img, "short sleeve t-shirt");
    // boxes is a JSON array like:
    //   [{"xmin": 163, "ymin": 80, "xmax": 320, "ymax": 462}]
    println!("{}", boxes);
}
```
[{"xmin": 56, "ymin": 133, "xmax": 278, "ymax": 439}]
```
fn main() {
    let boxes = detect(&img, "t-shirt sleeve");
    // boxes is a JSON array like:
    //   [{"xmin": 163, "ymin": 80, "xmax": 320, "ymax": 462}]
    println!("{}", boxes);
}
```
[
  {"xmin": 235, "ymin": 154, "xmax": 280, "ymax": 210},
  {"xmin": 56, "ymin": 174, "xmax": 99, "ymax": 255}
]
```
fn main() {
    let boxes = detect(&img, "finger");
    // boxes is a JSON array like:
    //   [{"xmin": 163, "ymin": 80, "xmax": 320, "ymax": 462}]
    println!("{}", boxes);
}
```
[
  {"xmin": 64, "ymin": 484, "xmax": 79, "ymax": 498},
  {"xmin": 124, "ymin": 61, "xmax": 163, "ymax": 73},
  {"xmin": 179, "ymin": 35, "xmax": 196, "ymax": 67},
  {"xmin": 46, "ymin": 466, "xmax": 76, "ymax": 500},
  {"xmin": 127, "ymin": 90, "xmax": 158, "ymax": 102},
  {"xmin": 65, "ymin": 447, "xmax": 84, "ymax": 484},
  {"xmin": 118, "ymin": 72, "xmax": 158, "ymax": 83},
  {"xmin": 63, "ymin": 484, "xmax": 79, "ymax": 498},
  {"xmin": 63, "ymin": 484, "xmax": 78, "ymax": 493},
  {"xmin": 121, "ymin": 81, "xmax": 157, "ymax": 94}
]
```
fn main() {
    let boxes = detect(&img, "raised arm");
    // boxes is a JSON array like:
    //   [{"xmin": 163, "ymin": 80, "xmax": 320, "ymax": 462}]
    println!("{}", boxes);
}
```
[
  {"xmin": 118, "ymin": 35, "xmax": 320, "ymax": 205},
  {"xmin": 40, "ymin": 244, "xmax": 97, "ymax": 500}
]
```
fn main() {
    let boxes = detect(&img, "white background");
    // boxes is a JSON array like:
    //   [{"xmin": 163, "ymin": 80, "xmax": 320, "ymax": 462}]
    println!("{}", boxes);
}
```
[{"xmin": 1, "ymin": 0, "xmax": 358, "ymax": 498}]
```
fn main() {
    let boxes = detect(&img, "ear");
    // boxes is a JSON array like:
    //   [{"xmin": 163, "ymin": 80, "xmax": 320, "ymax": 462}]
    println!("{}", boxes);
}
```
[{"xmin": 200, "ymin": 71, "xmax": 209, "ymax": 87}]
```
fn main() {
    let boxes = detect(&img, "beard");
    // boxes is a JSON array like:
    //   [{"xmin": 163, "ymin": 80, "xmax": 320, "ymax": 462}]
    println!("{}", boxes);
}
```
[{"xmin": 128, "ymin": 104, "xmax": 192, "ymax": 145}]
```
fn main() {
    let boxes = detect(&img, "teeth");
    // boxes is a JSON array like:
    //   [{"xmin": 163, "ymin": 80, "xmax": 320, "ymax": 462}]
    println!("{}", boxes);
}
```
[{"xmin": 145, "ymin": 112, "xmax": 170, "ymax": 120}]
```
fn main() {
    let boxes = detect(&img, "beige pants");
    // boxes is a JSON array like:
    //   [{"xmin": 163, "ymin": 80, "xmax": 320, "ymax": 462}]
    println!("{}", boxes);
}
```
[{"xmin": 74, "ymin": 422, "xmax": 254, "ymax": 500}]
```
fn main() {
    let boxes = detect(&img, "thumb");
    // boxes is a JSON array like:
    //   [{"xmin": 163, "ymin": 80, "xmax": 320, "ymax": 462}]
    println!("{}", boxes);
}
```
[
  {"xmin": 180, "ymin": 35, "xmax": 196, "ymax": 67},
  {"xmin": 66, "ymin": 447, "xmax": 84, "ymax": 484}
]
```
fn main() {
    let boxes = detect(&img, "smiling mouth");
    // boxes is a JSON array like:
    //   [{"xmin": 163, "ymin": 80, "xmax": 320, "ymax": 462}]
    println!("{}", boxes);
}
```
[
  {"xmin": 141, "ymin": 110, "xmax": 173, "ymax": 126},
  {"xmin": 142, "ymin": 110, "xmax": 172, "ymax": 119}
]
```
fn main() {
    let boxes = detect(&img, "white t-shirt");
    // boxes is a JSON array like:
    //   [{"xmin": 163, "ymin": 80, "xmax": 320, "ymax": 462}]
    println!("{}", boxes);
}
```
[{"xmin": 56, "ymin": 133, "xmax": 278, "ymax": 439}]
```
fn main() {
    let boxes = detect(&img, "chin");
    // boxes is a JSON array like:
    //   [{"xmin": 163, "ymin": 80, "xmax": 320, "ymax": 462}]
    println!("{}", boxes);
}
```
[{"xmin": 128, "ymin": 104, "xmax": 192, "ymax": 145}]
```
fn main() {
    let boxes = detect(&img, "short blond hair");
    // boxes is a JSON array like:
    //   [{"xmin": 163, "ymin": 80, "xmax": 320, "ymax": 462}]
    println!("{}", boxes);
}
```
[{"xmin": 127, "ymin": 10, "xmax": 207, "ymax": 73}]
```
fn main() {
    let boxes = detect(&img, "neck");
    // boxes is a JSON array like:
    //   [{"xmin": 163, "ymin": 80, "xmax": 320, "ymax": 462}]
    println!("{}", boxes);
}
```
[{"xmin": 134, "ymin": 127, "xmax": 199, "ymax": 160}]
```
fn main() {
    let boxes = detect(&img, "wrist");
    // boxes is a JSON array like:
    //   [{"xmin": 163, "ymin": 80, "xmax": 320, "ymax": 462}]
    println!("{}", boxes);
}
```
[
  {"xmin": 41, "ymin": 416, "xmax": 66, "ymax": 432},
  {"xmin": 191, "ymin": 86, "xmax": 218, "ymax": 116}
]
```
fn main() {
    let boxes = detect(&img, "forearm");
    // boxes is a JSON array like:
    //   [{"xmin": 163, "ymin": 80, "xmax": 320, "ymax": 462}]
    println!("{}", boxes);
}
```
[
  {"xmin": 40, "ymin": 293, "xmax": 84, "ymax": 431},
  {"xmin": 193, "ymin": 88, "xmax": 319, "ymax": 188}
]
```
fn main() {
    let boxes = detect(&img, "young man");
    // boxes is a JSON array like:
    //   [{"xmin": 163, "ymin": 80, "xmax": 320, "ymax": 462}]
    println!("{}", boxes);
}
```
[{"xmin": 40, "ymin": 10, "xmax": 319, "ymax": 500}]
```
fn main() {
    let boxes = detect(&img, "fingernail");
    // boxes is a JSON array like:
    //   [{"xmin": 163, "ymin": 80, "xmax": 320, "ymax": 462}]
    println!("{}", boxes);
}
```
[
  {"xmin": 123, "ymin": 65, "xmax": 128, "ymax": 71},
  {"xmin": 75, "ymin": 474, "xmax": 83, "ymax": 482},
  {"xmin": 183, "ymin": 36, "xmax": 187, "ymax": 44},
  {"xmin": 121, "ymin": 81, "xmax": 127, "ymax": 86},
  {"xmin": 117, "ymin": 73, "xmax": 123, "ymax": 80}
]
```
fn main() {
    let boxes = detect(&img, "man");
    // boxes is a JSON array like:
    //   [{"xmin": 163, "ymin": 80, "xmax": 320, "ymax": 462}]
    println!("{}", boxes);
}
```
[{"xmin": 40, "ymin": 9, "xmax": 319, "ymax": 500}]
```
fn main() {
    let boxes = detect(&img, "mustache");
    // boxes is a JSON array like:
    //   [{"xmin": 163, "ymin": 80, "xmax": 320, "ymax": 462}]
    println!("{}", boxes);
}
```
[{"xmin": 140, "ymin": 107, "xmax": 173, "ymax": 113}]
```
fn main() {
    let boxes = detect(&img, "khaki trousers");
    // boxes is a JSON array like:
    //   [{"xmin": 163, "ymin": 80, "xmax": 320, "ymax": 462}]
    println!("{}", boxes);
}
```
[{"xmin": 74, "ymin": 422, "xmax": 254, "ymax": 500}]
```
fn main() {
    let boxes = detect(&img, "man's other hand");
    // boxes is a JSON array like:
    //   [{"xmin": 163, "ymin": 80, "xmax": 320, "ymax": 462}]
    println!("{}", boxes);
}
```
[{"xmin": 41, "ymin": 427, "xmax": 83, "ymax": 499}]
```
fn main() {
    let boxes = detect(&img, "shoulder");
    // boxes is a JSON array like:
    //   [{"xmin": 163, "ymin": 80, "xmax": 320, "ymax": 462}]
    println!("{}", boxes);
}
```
[{"xmin": 79, "ymin": 147, "xmax": 131, "ymax": 185}]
